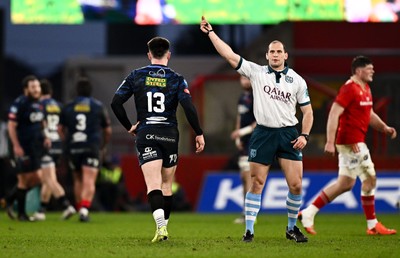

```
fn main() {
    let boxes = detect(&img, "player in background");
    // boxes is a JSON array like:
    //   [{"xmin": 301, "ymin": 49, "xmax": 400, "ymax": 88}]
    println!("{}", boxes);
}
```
[
  {"xmin": 4, "ymin": 75, "xmax": 46, "ymax": 221},
  {"xmin": 201, "ymin": 17, "xmax": 313, "ymax": 243},
  {"xmin": 59, "ymin": 78, "xmax": 112, "ymax": 222},
  {"xmin": 299, "ymin": 56, "xmax": 397, "ymax": 236},
  {"xmin": 231, "ymin": 76, "xmax": 256, "ymax": 224},
  {"xmin": 111, "ymin": 36, "xmax": 205, "ymax": 242},
  {"xmin": 32, "ymin": 79, "xmax": 76, "ymax": 221}
]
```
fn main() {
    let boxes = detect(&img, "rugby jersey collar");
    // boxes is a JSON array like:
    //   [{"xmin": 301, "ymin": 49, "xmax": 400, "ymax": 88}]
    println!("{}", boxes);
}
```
[
  {"xmin": 267, "ymin": 65, "xmax": 289, "ymax": 75},
  {"xmin": 267, "ymin": 65, "xmax": 289, "ymax": 83},
  {"xmin": 149, "ymin": 64, "xmax": 168, "ymax": 68}
]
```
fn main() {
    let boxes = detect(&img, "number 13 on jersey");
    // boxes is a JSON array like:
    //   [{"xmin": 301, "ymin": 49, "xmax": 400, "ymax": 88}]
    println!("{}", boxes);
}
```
[{"xmin": 147, "ymin": 92, "xmax": 165, "ymax": 113}]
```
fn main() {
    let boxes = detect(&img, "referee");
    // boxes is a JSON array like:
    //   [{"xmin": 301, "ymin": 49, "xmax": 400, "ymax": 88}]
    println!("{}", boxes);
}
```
[{"xmin": 201, "ymin": 16, "xmax": 313, "ymax": 243}]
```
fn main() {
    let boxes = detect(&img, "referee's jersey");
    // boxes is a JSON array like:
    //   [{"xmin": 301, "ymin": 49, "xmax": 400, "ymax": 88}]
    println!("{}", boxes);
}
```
[{"xmin": 236, "ymin": 57, "xmax": 310, "ymax": 128}]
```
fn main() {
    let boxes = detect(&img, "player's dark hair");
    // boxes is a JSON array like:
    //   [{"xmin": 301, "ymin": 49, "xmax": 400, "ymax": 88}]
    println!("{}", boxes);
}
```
[
  {"xmin": 351, "ymin": 56, "xmax": 372, "ymax": 75},
  {"xmin": 21, "ymin": 75, "xmax": 38, "ymax": 89},
  {"xmin": 40, "ymin": 79, "xmax": 53, "ymax": 95},
  {"xmin": 76, "ymin": 77, "xmax": 92, "ymax": 97},
  {"xmin": 147, "ymin": 37, "xmax": 170, "ymax": 59}
]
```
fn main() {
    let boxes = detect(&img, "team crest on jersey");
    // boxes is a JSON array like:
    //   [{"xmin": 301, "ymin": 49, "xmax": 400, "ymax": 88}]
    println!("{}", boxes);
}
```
[
  {"xmin": 285, "ymin": 75, "xmax": 293, "ymax": 83},
  {"xmin": 149, "ymin": 69, "xmax": 166, "ymax": 78},
  {"xmin": 146, "ymin": 76, "xmax": 167, "ymax": 87}
]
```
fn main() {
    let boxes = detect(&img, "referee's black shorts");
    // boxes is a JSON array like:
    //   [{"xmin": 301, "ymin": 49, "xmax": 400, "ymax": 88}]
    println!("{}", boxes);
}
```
[{"xmin": 135, "ymin": 127, "xmax": 179, "ymax": 168}]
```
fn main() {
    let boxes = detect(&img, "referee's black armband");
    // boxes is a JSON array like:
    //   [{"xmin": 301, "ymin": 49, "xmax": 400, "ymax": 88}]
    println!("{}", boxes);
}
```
[
  {"xmin": 180, "ymin": 98, "xmax": 203, "ymax": 135},
  {"xmin": 111, "ymin": 94, "xmax": 132, "ymax": 131}
]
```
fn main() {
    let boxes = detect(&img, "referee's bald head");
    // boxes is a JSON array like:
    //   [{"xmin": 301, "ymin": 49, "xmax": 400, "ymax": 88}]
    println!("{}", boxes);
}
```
[{"xmin": 147, "ymin": 37, "xmax": 170, "ymax": 59}]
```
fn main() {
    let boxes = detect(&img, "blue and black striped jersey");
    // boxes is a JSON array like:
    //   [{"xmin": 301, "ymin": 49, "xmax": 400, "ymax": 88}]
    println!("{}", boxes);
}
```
[
  {"xmin": 114, "ymin": 64, "xmax": 191, "ymax": 132},
  {"xmin": 8, "ymin": 95, "xmax": 44, "ymax": 145},
  {"xmin": 60, "ymin": 96, "xmax": 110, "ymax": 148}
]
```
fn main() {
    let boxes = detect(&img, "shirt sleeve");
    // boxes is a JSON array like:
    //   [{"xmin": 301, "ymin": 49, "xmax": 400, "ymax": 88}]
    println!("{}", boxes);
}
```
[
  {"xmin": 335, "ymin": 84, "xmax": 353, "ymax": 108},
  {"xmin": 235, "ymin": 57, "xmax": 260, "ymax": 79},
  {"xmin": 8, "ymin": 102, "xmax": 19, "ymax": 121},
  {"xmin": 114, "ymin": 71, "xmax": 135, "ymax": 103},
  {"xmin": 296, "ymin": 77, "xmax": 311, "ymax": 106},
  {"xmin": 177, "ymin": 77, "xmax": 191, "ymax": 102}
]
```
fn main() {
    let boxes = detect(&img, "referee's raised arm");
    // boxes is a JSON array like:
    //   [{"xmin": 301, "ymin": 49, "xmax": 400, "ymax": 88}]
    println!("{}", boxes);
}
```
[{"xmin": 200, "ymin": 16, "xmax": 240, "ymax": 69}]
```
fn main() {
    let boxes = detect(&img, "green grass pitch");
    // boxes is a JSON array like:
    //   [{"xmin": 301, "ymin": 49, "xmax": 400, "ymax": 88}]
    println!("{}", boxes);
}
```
[{"xmin": 0, "ymin": 212, "xmax": 399, "ymax": 257}]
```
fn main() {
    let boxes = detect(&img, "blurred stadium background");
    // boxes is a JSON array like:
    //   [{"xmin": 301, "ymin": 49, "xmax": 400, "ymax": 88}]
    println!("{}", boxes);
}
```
[{"xmin": 0, "ymin": 0, "xmax": 399, "ymax": 214}]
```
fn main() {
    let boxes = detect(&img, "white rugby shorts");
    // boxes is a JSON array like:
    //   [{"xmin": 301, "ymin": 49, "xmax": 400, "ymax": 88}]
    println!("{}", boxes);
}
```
[{"xmin": 336, "ymin": 142, "xmax": 375, "ymax": 181}]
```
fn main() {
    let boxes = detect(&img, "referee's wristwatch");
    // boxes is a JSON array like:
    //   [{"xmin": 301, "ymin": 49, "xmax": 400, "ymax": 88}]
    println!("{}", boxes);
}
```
[{"xmin": 300, "ymin": 133, "xmax": 309, "ymax": 142}]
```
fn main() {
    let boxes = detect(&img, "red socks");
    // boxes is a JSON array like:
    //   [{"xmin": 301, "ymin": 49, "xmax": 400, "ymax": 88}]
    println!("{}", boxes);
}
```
[
  {"xmin": 361, "ymin": 195, "xmax": 376, "ymax": 220},
  {"xmin": 312, "ymin": 191, "xmax": 330, "ymax": 209},
  {"xmin": 77, "ymin": 200, "xmax": 92, "ymax": 210}
]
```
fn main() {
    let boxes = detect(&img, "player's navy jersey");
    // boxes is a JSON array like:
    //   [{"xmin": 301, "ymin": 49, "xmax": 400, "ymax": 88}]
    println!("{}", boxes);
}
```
[
  {"xmin": 114, "ymin": 64, "xmax": 191, "ymax": 132},
  {"xmin": 41, "ymin": 97, "xmax": 62, "ymax": 143},
  {"xmin": 238, "ymin": 91, "xmax": 255, "ymax": 150},
  {"xmin": 60, "ymin": 96, "xmax": 110, "ymax": 148},
  {"xmin": 8, "ymin": 95, "xmax": 44, "ymax": 146}
]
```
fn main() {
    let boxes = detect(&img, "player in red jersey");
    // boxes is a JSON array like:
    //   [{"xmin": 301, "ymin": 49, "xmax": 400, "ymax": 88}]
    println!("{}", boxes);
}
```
[{"xmin": 299, "ymin": 56, "xmax": 397, "ymax": 236}]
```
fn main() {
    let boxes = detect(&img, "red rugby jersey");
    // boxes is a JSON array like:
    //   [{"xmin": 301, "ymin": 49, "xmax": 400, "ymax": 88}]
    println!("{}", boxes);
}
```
[{"xmin": 335, "ymin": 80, "xmax": 373, "ymax": 144}]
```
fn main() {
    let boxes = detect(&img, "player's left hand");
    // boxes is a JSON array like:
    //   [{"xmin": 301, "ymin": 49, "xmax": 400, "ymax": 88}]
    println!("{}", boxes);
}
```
[
  {"xmin": 384, "ymin": 126, "xmax": 397, "ymax": 139},
  {"xmin": 128, "ymin": 121, "xmax": 140, "ymax": 136},
  {"xmin": 291, "ymin": 136, "xmax": 307, "ymax": 151}
]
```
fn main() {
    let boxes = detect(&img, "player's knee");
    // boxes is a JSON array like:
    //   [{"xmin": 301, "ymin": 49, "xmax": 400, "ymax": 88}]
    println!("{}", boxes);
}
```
[
  {"xmin": 288, "ymin": 182, "xmax": 302, "ymax": 194},
  {"xmin": 361, "ymin": 183, "xmax": 375, "ymax": 194},
  {"xmin": 251, "ymin": 178, "xmax": 265, "ymax": 193}
]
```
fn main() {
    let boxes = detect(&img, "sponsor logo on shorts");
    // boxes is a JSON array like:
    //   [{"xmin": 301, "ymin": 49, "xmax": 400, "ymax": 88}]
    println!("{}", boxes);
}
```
[
  {"xmin": 169, "ymin": 154, "xmax": 177, "ymax": 163},
  {"xmin": 250, "ymin": 149, "xmax": 257, "ymax": 158},
  {"xmin": 350, "ymin": 158, "xmax": 358, "ymax": 165},
  {"xmin": 142, "ymin": 147, "xmax": 158, "ymax": 160},
  {"xmin": 146, "ymin": 134, "xmax": 176, "ymax": 143}
]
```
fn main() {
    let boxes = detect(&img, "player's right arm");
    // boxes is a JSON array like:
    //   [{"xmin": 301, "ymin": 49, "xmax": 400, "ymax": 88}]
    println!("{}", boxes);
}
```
[
  {"xmin": 7, "ymin": 120, "xmax": 23, "ymax": 157},
  {"xmin": 200, "ymin": 16, "xmax": 240, "ymax": 69},
  {"xmin": 7, "ymin": 102, "xmax": 24, "ymax": 157},
  {"xmin": 324, "ymin": 102, "xmax": 344, "ymax": 156},
  {"xmin": 231, "ymin": 114, "xmax": 242, "ymax": 150}
]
